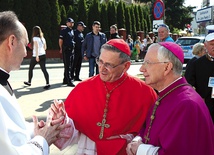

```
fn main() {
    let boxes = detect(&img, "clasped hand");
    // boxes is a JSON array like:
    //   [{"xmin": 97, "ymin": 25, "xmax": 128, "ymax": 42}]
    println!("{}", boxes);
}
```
[
  {"xmin": 33, "ymin": 99, "xmax": 71, "ymax": 146},
  {"xmin": 126, "ymin": 136, "xmax": 142, "ymax": 155}
]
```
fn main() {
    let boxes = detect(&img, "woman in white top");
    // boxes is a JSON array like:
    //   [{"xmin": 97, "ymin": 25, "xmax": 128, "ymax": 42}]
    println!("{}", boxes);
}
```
[{"xmin": 24, "ymin": 26, "xmax": 50, "ymax": 89}]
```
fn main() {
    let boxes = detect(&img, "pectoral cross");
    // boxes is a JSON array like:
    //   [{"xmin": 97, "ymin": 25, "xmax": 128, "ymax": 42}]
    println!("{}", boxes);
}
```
[
  {"xmin": 144, "ymin": 135, "xmax": 150, "ymax": 143},
  {"xmin": 97, "ymin": 118, "xmax": 110, "ymax": 139}
]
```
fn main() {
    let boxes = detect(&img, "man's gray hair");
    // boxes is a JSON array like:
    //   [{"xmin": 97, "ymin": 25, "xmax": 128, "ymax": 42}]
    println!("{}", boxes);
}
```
[
  {"xmin": 0, "ymin": 11, "xmax": 21, "ymax": 44},
  {"xmin": 158, "ymin": 24, "xmax": 170, "ymax": 32},
  {"xmin": 150, "ymin": 43, "xmax": 183, "ymax": 75}
]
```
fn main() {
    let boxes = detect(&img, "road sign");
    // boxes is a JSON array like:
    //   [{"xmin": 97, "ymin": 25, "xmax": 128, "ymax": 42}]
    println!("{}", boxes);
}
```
[
  {"xmin": 153, "ymin": 20, "xmax": 164, "ymax": 32},
  {"xmin": 153, "ymin": 0, "xmax": 165, "ymax": 20},
  {"xmin": 195, "ymin": 6, "xmax": 212, "ymax": 23}
]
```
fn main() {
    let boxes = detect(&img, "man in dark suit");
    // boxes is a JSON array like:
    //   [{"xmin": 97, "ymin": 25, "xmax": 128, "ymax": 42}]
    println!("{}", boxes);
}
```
[{"xmin": 188, "ymin": 31, "xmax": 214, "ymax": 122}]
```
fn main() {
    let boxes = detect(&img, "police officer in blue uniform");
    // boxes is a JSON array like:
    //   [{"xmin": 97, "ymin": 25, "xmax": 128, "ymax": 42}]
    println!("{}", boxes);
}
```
[
  {"xmin": 73, "ymin": 21, "xmax": 86, "ymax": 81},
  {"xmin": 59, "ymin": 18, "xmax": 75, "ymax": 87}
]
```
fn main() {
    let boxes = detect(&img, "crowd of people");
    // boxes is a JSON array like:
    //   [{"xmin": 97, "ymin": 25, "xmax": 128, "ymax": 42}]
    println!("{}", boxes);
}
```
[
  {"xmin": 126, "ymin": 23, "xmax": 173, "ymax": 61},
  {"xmin": 32, "ymin": 16, "xmax": 173, "ymax": 86},
  {"xmin": 22, "ymin": 16, "xmax": 175, "ymax": 89},
  {"xmin": 0, "ymin": 10, "xmax": 214, "ymax": 155}
]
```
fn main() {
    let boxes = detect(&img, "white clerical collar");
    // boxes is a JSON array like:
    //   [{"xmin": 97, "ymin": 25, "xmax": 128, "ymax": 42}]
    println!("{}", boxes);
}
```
[
  {"xmin": 207, "ymin": 53, "xmax": 214, "ymax": 61},
  {"xmin": 159, "ymin": 77, "xmax": 182, "ymax": 93}
]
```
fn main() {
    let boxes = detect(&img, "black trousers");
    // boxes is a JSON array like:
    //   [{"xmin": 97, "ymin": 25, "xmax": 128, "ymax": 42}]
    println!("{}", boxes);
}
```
[
  {"xmin": 73, "ymin": 50, "xmax": 82, "ymax": 79},
  {"xmin": 28, "ymin": 55, "xmax": 49, "ymax": 84},
  {"xmin": 62, "ymin": 47, "xmax": 74, "ymax": 84}
]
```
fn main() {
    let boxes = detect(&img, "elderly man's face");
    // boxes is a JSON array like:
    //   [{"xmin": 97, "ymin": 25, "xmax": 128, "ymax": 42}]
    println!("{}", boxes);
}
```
[
  {"xmin": 205, "ymin": 40, "xmax": 214, "ymax": 57},
  {"xmin": 140, "ymin": 45, "xmax": 169, "ymax": 90},
  {"xmin": 98, "ymin": 49, "xmax": 130, "ymax": 82},
  {"xmin": 158, "ymin": 27, "xmax": 169, "ymax": 41}
]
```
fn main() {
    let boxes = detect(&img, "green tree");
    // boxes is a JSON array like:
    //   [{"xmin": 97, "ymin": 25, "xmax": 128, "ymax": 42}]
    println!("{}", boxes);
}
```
[
  {"xmin": 48, "ymin": 0, "xmax": 61, "ymax": 49},
  {"xmin": 138, "ymin": 5, "xmax": 144, "ymax": 31},
  {"xmin": 100, "ymin": 3, "xmax": 109, "ymax": 34},
  {"xmin": 58, "ymin": 0, "xmax": 75, "ymax": 10},
  {"xmin": 85, "ymin": 0, "xmax": 93, "ymax": 6},
  {"xmin": 165, "ymin": 0, "xmax": 193, "ymax": 31},
  {"xmin": 67, "ymin": 5, "xmax": 77, "ymax": 23},
  {"xmin": 134, "ymin": 5, "xmax": 140, "ymax": 31},
  {"xmin": 130, "ymin": 5, "xmax": 136, "ymax": 38},
  {"xmin": 117, "ymin": 0, "xmax": 125, "ymax": 29},
  {"xmin": 142, "ymin": 19, "xmax": 147, "ymax": 35},
  {"xmin": 77, "ymin": 0, "xmax": 88, "ymax": 25},
  {"xmin": 36, "ymin": 0, "xmax": 52, "ymax": 48},
  {"xmin": 60, "ymin": 5, "xmax": 67, "ymax": 25},
  {"xmin": 87, "ymin": 0, "xmax": 100, "ymax": 31},
  {"xmin": 0, "ymin": 0, "xmax": 194, "ymax": 50},
  {"xmin": 143, "ymin": 5, "xmax": 152, "ymax": 32},
  {"xmin": 125, "ymin": 6, "xmax": 132, "ymax": 36},
  {"xmin": 21, "ymin": 0, "xmax": 38, "ymax": 42},
  {"xmin": 148, "ymin": 0, "xmax": 193, "ymax": 31},
  {"xmin": 107, "ymin": 1, "xmax": 117, "ymax": 27}
]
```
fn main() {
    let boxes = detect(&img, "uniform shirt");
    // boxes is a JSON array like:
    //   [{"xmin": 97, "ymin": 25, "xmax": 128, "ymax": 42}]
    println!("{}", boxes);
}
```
[
  {"xmin": 59, "ymin": 27, "xmax": 75, "ymax": 48},
  {"xmin": 74, "ymin": 29, "xmax": 84, "ymax": 52}
]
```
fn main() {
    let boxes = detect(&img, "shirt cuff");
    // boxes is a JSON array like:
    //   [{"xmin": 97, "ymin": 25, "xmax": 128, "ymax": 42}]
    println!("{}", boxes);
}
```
[
  {"xmin": 30, "ymin": 135, "xmax": 49, "ymax": 155},
  {"xmin": 136, "ymin": 143, "xmax": 159, "ymax": 155},
  {"xmin": 132, "ymin": 136, "xmax": 142, "ymax": 142}
]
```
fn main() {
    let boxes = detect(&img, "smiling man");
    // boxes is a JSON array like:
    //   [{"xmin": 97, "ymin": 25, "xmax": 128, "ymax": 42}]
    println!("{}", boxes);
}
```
[
  {"xmin": 126, "ymin": 42, "xmax": 214, "ymax": 155},
  {"xmin": 52, "ymin": 39, "xmax": 157, "ymax": 155},
  {"xmin": 157, "ymin": 24, "xmax": 174, "ymax": 42}
]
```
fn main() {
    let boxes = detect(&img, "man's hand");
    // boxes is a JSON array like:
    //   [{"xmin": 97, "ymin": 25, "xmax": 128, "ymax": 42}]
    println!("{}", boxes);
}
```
[
  {"xmin": 49, "ymin": 99, "xmax": 66, "ymax": 122},
  {"xmin": 126, "ymin": 140, "xmax": 142, "ymax": 155},
  {"xmin": 33, "ymin": 99, "xmax": 70, "ymax": 145},
  {"xmin": 33, "ymin": 115, "xmax": 71, "ymax": 146},
  {"xmin": 83, "ymin": 56, "xmax": 88, "ymax": 61},
  {"xmin": 107, "ymin": 134, "xmax": 134, "ymax": 143}
]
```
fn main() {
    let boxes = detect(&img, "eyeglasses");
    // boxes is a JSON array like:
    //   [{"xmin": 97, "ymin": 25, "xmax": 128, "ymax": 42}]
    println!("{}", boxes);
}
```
[
  {"xmin": 142, "ymin": 60, "xmax": 169, "ymax": 68},
  {"xmin": 96, "ymin": 57, "xmax": 125, "ymax": 70}
]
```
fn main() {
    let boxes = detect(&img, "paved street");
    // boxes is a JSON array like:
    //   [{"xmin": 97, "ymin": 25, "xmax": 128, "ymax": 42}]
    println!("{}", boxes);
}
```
[{"xmin": 9, "ymin": 60, "xmax": 143, "ymax": 155}]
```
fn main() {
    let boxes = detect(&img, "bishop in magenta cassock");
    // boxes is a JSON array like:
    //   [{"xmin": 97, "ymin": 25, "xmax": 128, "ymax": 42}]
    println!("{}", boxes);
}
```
[
  {"xmin": 53, "ymin": 39, "xmax": 157, "ymax": 154},
  {"xmin": 126, "ymin": 42, "xmax": 214, "ymax": 155}
]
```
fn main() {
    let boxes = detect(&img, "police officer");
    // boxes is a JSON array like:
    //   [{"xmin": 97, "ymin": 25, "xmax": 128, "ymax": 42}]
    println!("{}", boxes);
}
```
[
  {"xmin": 73, "ymin": 21, "xmax": 86, "ymax": 81},
  {"xmin": 59, "ymin": 18, "xmax": 75, "ymax": 87}
]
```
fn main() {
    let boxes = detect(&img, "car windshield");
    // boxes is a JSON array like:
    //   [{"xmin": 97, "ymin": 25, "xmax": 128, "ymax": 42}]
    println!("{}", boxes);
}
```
[{"xmin": 176, "ymin": 38, "xmax": 201, "ymax": 46}]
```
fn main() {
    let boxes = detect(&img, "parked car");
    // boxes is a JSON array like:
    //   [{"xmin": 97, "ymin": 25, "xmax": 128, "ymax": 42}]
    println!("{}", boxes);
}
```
[{"xmin": 175, "ymin": 36, "xmax": 205, "ymax": 63}]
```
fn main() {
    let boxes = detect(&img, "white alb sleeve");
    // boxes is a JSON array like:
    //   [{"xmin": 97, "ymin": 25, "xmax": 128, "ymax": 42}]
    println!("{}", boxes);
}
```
[{"xmin": 136, "ymin": 144, "xmax": 159, "ymax": 155}]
